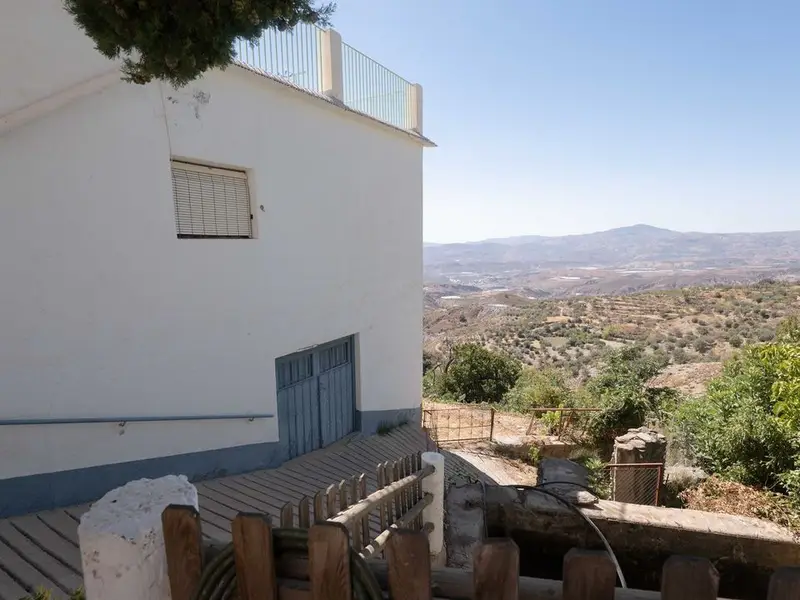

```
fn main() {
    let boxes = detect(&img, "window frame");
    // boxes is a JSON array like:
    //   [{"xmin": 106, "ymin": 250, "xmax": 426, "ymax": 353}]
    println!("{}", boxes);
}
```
[{"xmin": 171, "ymin": 159, "xmax": 255, "ymax": 240}]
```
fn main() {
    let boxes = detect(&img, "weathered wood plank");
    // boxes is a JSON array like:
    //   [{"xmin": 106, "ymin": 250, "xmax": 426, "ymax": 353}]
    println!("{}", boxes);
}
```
[
  {"xmin": 326, "ymin": 484, "xmax": 337, "ymax": 520},
  {"xmin": 36, "ymin": 511, "xmax": 80, "ymax": 546},
  {"xmin": 338, "ymin": 480, "xmax": 349, "ymax": 514},
  {"xmin": 232, "ymin": 514, "xmax": 277, "ymax": 600},
  {"xmin": 63, "ymin": 504, "xmax": 91, "ymax": 523},
  {"xmin": 308, "ymin": 523, "xmax": 351, "ymax": 600},
  {"xmin": 0, "ymin": 521, "xmax": 82, "ymax": 590},
  {"xmin": 404, "ymin": 455, "xmax": 413, "ymax": 518},
  {"xmin": 661, "ymin": 556, "xmax": 718, "ymax": 600},
  {"xmin": 377, "ymin": 464, "xmax": 387, "ymax": 532},
  {"xmin": 562, "ymin": 549, "xmax": 616, "ymax": 600},
  {"xmin": 0, "ymin": 536, "xmax": 67, "ymax": 599},
  {"xmin": 203, "ymin": 480, "xmax": 284, "ymax": 515},
  {"xmin": 162, "ymin": 505, "xmax": 203, "ymax": 600},
  {"xmin": 393, "ymin": 462, "xmax": 402, "ymax": 522},
  {"xmin": 350, "ymin": 476, "xmax": 362, "ymax": 550},
  {"xmin": 298, "ymin": 497, "xmax": 311, "ymax": 528},
  {"xmin": 0, "ymin": 560, "xmax": 29, "ymax": 600},
  {"xmin": 313, "ymin": 491, "xmax": 325, "ymax": 523},
  {"xmin": 474, "ymin": 538, "xmax": 519, "ymax": 600},
  {"xmin": 359, "ymin": 474, "xmax": 369, "ymax": 546},
  {"xmin": 386, "ymin": 530, "xmax": 432, "ymax": 600},
  {"xmin": 281, "ymin": 503, "xmax": 294, "ymax": 528}
]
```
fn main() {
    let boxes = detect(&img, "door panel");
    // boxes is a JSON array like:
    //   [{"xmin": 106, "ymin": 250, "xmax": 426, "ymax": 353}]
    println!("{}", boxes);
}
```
[
  {"xmin": 276, "ymin": 351, "xmax": 320, "ymax": 459},
  {"xmin": 318, "ymin": 339, "xmax": 354, "ymax": 447},
  {"xmin": 276, "ymin": 336, "xmax": 355, "ymax": 459}
]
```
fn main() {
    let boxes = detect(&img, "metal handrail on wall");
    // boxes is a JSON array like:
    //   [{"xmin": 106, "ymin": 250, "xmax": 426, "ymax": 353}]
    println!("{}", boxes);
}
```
[{"xmin": 0, "ymin": 414, "xmax": 274, "ymax": 426}]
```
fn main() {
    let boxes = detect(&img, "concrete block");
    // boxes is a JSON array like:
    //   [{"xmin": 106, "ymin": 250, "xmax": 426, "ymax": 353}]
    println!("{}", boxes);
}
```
[{"xmin": 78, "ymin": 475, "xmax": 199, "ymax": 600}]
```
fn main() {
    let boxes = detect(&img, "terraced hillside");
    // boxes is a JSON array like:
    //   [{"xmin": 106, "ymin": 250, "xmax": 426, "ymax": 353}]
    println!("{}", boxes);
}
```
[{"xmin": 424, "ymin": 281, "xmax": 800, "ymax": 385}]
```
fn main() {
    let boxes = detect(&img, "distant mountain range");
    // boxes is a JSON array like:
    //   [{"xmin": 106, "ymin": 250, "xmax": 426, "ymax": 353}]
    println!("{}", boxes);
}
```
[{"xmin": 423, "ymin": 225, "xmax": 800, "ymax": 297}]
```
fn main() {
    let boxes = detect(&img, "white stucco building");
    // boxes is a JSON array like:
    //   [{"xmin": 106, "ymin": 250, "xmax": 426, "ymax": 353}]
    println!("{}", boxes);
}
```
[{"xmin": 0, "ymin": 1, "xmax": 433, "ymax": 517}]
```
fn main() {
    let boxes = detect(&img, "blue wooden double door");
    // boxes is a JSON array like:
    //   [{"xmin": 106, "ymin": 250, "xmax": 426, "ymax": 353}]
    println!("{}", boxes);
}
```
[{"xmin": 275, "ymin": 336, "xmax": 356, "ymax": 459}]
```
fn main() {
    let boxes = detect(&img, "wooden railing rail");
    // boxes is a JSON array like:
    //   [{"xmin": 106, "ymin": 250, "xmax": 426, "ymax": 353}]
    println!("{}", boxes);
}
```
[
  {"xmin": 259, "ymin": 451, "xmax": 433, "ymax": 557},
  {"xmin": 329, "ymin": 463, "xmax": 434, "ymax": 527}
]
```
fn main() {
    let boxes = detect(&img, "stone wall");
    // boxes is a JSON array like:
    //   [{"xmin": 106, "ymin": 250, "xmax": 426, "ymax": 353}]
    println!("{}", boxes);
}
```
[{"xmin": 482, "ymin": 484, "xmax": 800, "ymax": 600}]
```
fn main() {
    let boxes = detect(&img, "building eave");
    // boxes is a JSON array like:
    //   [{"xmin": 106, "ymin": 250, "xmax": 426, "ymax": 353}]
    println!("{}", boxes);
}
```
[{"xmin": 232, "ymin": 61, "xmax": 437, "ymax": 148}]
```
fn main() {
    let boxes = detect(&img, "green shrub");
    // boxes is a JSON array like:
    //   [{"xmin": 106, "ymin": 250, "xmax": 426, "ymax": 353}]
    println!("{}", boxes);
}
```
[
  {"xmin": 440, "ymin": 344, "xmax": 522, "ymax": 404},
  {"xmin": 504, "ymin": 367, "xmax": 572, "ymax": 412},
  {"xmin": 585, "ymin": 346, "xmax": 677, "ymax": 445},
  {"xmin": 671, "ymin": 340, "xmax": 800, "ymax": 493}
]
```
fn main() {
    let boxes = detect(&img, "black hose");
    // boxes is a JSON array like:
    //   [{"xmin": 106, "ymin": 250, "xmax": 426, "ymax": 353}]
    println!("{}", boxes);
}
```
[
  {"xmin": 510, "ymin": 483, "xmax": 628, "ymax": 588},
  {"xmin": 192, "ymin": 528, "xmax": 384, "ymax": 600}
]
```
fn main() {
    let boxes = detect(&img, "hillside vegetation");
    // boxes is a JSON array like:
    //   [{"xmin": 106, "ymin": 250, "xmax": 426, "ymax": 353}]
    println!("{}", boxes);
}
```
[
  {"xmin": 423, "ymin": 282, "xmax": 800, "ymax": 532},
  {"xmin": 425, "ymin": 281, "xmax": 800, "ymax": 386}
]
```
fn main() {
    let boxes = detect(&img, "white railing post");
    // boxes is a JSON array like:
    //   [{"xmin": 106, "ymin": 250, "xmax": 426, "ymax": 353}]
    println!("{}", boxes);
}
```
[
  {"xmin": 421, "ymin": 451, "xmax": 444, "ymax": 564},
  {"xmin": 78, "ymin": 476, "xmax": 199, "ymax": 600},
  {"xmin": 408, "ymin": 83, "xmax": 424, "ymax": 134},
  {"xmin": 320, "ymin": 28, "xmax": 344, "ymax": 102}
]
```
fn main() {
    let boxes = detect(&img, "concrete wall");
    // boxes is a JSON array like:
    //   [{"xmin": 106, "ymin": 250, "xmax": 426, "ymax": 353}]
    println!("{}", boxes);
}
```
[
  {"xmin": 0, "ymin": 0, "xmax": 121, "ymax": 121},
  {"xmin": 483, "ymin": 485, "xmax": 800, "ymax": 600},
  {"xmin": 0, "ymin": 3, "xmax": 424, "ymax": 514}
]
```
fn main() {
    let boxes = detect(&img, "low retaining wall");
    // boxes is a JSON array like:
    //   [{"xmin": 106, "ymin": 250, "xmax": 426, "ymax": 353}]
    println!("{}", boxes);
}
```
[{"xmin": 483, "ymin": 484, "xmax": 800, "ymax": 600}]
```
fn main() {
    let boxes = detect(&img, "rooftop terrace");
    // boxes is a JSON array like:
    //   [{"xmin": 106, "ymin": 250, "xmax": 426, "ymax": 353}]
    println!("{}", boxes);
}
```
[{"xmin": 234, "ymin": 25, "xmax": 424, "ymax": 136}]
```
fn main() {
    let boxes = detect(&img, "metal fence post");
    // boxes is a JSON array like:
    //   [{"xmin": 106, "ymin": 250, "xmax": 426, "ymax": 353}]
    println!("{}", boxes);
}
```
[{"xmin": 489, "ymin": 408, "xmax": 495, "ymax": 441}]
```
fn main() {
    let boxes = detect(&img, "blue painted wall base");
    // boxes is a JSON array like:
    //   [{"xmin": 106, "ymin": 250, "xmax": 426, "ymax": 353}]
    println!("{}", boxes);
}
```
[
  {"xmin": 0, "ymin": 440, "xmax": 286, "ymax": 518},
  {"xmin": 357, "ymin": 406, "xmax": 421, "ymax": 436},
  {"xmin": 0, "ymin": 407, "xmax": 421, "ymax": 518}
]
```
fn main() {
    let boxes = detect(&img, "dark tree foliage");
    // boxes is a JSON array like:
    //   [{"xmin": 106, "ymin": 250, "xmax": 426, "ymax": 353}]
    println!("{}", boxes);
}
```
[
  {"xmin": 441, "ymin": 344, "xmax": 522, "ymax": 404},
  {"xmin": 63, "ymin": 0, "xmax": 336, "ymax": 86}
]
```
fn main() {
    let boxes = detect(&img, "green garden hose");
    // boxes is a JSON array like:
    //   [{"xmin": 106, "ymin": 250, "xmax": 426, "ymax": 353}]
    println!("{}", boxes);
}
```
[{"xmin": 192, "ymin": 528, "xmax": 384, "ymax": 600}]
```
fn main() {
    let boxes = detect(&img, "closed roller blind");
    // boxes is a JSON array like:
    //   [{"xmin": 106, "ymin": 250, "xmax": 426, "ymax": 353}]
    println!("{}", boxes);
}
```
[{"xmin": 171, "ymin": 161, "xmax": 252, "ymax": 238}]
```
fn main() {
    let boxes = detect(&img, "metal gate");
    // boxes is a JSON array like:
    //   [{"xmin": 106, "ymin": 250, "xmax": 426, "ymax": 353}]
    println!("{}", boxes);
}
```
[{"xmin": 276, "ymin": 336, "xmax": 355, "ymax": 459}]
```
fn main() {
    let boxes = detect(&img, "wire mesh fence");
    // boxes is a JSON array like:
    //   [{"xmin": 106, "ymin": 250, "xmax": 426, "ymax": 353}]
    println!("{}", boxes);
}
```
[
  {"xmin": 605, "ymin": 462, "xmax": 664, "ymax": 506},
  {"xmin": 422, "ymin": 407, "xmax": 495, "ymax": 447},
  {"xmin": 525, "ymin": 407, "xmax": 602, "ymax": 438}
]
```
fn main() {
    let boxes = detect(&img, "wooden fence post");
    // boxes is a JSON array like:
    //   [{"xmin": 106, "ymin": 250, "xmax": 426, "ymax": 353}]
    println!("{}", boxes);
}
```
[
  {"xmin": 384, "ymin": 462, "xmax": 395, "ymax": 526},
  {"xmin": 232, "ymin": 514, "xmax": 278, "ymax": 600},
  {"xmin": 359, "ymin": 474, "xmax": 369, "ymax": 545},
  {"xmin": 377, "ymin": 463, "xmax": 387, "ymax": 531},
  {"xmin": 309, "ymin": 522, "xmax": 351, "ymax": 600},
  {"xmin": 162, "ymin": 505, "xmax": 203, "ymax": 600},
  {"xmin": 661, "ymin": 556, "xmax": 719, "ymax": 600},
  {"xmin": 489, "ymin": 408, "xmax": 496, "ymax": 441},
  {"xmin": 386, "ymin": 530, "xmax": 432, "ymax": 600},
  {"xmin": 280, "ymin": 502, "xmax": 293, "ymax": 528},
  {"xmin": 298, "ymin": 496, "xmax": 311, "ymax": 528},
  {"xmin": 393, "ymin": 461, "xmax": 402, "ymax": 522},
  {"xmin": 473, "ymin": 538, "xmax": 519, "ymax": 600},
  {"xmin": 350, "ymin": 475, "xmax": 362, "ymax": 550},
  {"xmin": 562, "ymin": 549, "xmax": 615, "ymax": 600},
  {"xmin": 326, "ymin": 484, "xmax": 337, "ymax": 519}
]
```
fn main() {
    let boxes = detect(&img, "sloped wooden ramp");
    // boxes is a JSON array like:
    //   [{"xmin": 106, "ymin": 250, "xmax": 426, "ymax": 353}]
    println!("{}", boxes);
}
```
[{"xmin": 0, "ymin": 425, "xmax": 442, "ymax": 600}]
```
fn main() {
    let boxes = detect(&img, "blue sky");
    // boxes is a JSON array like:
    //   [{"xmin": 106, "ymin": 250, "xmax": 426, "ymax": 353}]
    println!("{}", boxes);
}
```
[{"xmin": 330, "ymin": 1, "xmax": 800, "ymax": 243}]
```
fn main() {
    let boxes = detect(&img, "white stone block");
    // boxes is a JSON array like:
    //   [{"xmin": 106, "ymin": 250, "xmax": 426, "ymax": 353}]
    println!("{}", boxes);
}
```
[
  {"xmin": 421, "ymin": 451, "xmax": 445, "ymax": 556},
  {"xmin": 78, "ymin": 475, "xmax": 199, "ymax": 600}
]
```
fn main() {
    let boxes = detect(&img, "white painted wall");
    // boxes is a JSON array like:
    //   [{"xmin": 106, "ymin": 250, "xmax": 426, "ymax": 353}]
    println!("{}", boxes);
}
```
[
  {"xmin": 0, "ymin": 54, "xmax": 423, "ymax": 478},
  {"xmin": 0, "ymin": 0, "xmax": 119, "ymax": 118}
]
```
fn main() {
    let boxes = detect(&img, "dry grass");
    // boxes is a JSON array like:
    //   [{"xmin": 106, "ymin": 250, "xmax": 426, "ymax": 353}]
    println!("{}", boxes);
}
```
[{"xmin": 681, "ymin": 476, "xmax": 800, "ymax": 536}]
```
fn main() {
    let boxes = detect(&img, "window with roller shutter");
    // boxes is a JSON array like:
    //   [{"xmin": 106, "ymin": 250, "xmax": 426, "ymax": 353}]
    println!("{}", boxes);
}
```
[{"xmin": 170, "ymin": 160, "xmax": 253, "ymax": 238}]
